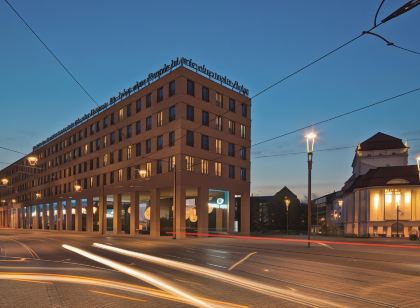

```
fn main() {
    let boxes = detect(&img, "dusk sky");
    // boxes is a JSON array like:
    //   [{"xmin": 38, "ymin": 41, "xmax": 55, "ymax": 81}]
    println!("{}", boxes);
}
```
[{"xmin": 1, "ymin": 0, "xmax": 419, "ymax": 199}]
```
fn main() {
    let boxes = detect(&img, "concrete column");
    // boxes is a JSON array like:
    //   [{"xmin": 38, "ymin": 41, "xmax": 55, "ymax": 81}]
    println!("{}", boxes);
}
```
[
  {"xmin": 130, "ymin": 191, "xmax": 139, "ymax": 236},
  {"xmin": 240, "ymin": 191, "xmax": 250, "ymax": 235},
  {"xmin": 228, "ymin": 191, "xmax": 236, "ymax": 234},
  {"xmin": 150, "ymin": 189, "xmax": 160, "ymax": 237},
  {"xmin": 75, "ymin": 199, "xmax": 82, "ymax": 231},
  {"xmin": 57, "ymin": 201, "xmax": 62, "ymax": 231},
  {"xmin": 98, "ymin": 195, "xmax": 105, "ymax": 234},
  {"xmin": 41, "ymin": 205, "xmax": 47, "ymax": 229},
  {"xmin": 49, "ymin": 203, "xmax": 54, "ymax": 230},
  {"xmin": 197, "ymin": 186, "xmax": 209, "ymax": 234},
  {"xmin": 113, "ymin": 194, "xmax": 121, "ymax": 234},
  {"xmin": 175, "ymin": 182, "xmax": 186, "ymax": 239},
  {"xmin": 66, "ymin": 199, "xmax": 72, "ymax": 231},
  {"xmin": 87, "ymin": 196, "xmax": 93, "ymax": 232},
  {"xmin": 404, "ymin": 226, "xmax": 409, "ymax": 238},
  {"xmin": 33, "ymin": 205, "xmax": 39, "ymax": 229}
]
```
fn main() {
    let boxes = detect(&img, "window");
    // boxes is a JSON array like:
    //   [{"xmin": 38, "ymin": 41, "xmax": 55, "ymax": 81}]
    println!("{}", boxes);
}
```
[
  {"xmin": 169, "ymin": 131, "xmax": 175, "ymax": 147},
  {"xmin": 157, "ymin": 135, "xmax": 163, "ymax": 151},
  {"xmin": 169, "ymin": 80, "xmax": 176, "ymax": 96},
  {"xmin": 185, "ymin": 156, "xmax": 194, "ymax": 171},
  {"xmin": 240, "ymin": 124, "xmax": 246, "ymax": 139},
  {"xmin": 216, "ymin": 92, "xmax": 223, "ymax": 108},
  {"xmin": 215, "ymin": 162, "xmax": 222, "ymax": 176},
  {"xmin": 186, "ymin": 130, "xmax": 194, "ymax": 146},
  {"xmin": 202, "ymin": 86, "xmax": 209, "ymax": 101},
  {"xmin": 118, "ymin": 149, "xmax": 123, "ymax": 162},
  {"xmin": 169, "ymin": 105, "xmax": 176, "ymax": 121},
  {"xmin": 103, "ymin": 173, "xmax": 107, "ymax": 185},
  {"xmin": 240, "ymin": 146, "xmax": 246, "ymax": 160},
  {"xmin": 118, "ymin": 108, "xmax": 124, "ymax": 121},
  {"xmin": 118, "ymin": 128, "xmax": 123, "ymax": 142},
  {"xmin": 127, "ymin": 167, "xmax": 131, "ymax": 180},
  {"xmin": 187, "ymin": 79, "xmax": 195, "ymax": 96},
  {"xmin": 229, "ymin": 98, "xmax": 236, "ymax": 112},
  {"xmin": 110, "ymin": 152, "xmax": 114, "ymax": 164},
  {"xmin": 228, "ymin": 120, "xmax": 236, "ymax": 134},
  {"xmin": 157, "ymin": 111, "xmax": 163, "ymax": 127},
  {"xmin": 110, "ymin": 132, "xmax": 115, "ymax": 145},
  {"xmin": 103, "ymin": 154, "xmax": 108, "ymax": 166},
  {"xmin": 229, "ymin": 165, "xmax": 235, "ymax": 179},
  {"xmin": 96, "ymin": 138, "xmax": 101, "ymax": 151},
  {"xmin": 156, "ymin": 160, "xmax": 163, "ymax": 174},
  {"xmin": 146, "ymin": 116, "xmax": 152, "ymax": 131},
  {"xmin": 146, "ymin": 93, "xmax": 152, "ymax": 108},
  {"xmin": 126, "ymin": 125, "xmax": 132, "ymax": 138},
  {"xmin": 110, "ymin": 112, "xmax": 115, "ymax": 125},
  {"xmin": 215, "ymin": 139, "xmax": 222, "ymax": 154},
  {"xmin": 201, "ymin": 159, "xmax": 209, "ymax": 175},
  {"xmin": 127, "ymin": 104, "xmax": 132, "ymax": 117},
  {"xmin": 136, "ymin": 143, "xmax": 141, "ymax": 157},
  {"xmin": 241, "ymin": 103, "xmax": 247, "ymax": 117},
  {"xmin": 146, "ymin": 162, "xmax": 152, "ymax": 177},
  {"xmin": 228, "ymin": 143, "xmax": 235, "ymax": 157},
  {"xmin": 240, "ymin": 168, "xmax": 246, "ymax": 181},
  {"xmin": 187, "ymin": 105, "xmax": 194, "ymax": 121},
  {"xmin": 216, "ymin": 116, "xmax": 223, "ymax": 131},
  {"xmin": 201, "ymin": 134, "xmax": 209, "ymax": 150},
  {"xmin": 90, "ymin": 124, "xmax": 95, "ymax": 135},
  {"xmin": 157, "ymin": 87, "xmax": 163, "ymax": 102},
  {"xmin": 84, "ymin": 143, "xmax": 89, "ymax": 154},
  {"xmin": 96, "ymin": 121, "xmax": 100, "ymax": 132},
  {"xmin": 127, "ymin": 145, "xmax": 132, "ymax": 160},
  {"xmin": 201, "ymin": 111, "xmax": 209, "ymax": 126},
  {"xmin": 118, "ymin": 169, "xmax": 123, "ymax": 182},
  {"xmin": 168, "ymin": 156, "xmax": 175, "ymax": 171},
  {"xmin": 146, "ymin": 139, "xmax": 152, "ymax": 153},
  {"xmin": 136, "ymin": 99, "xmax": 141, "ymax": 112},
  {"xmin": 103, "ymin": 116, "xmax": 108, "ymax": 128},
  {"xmin": 136, "ymin": 120, "xmax": 141, "ymax": 135}
]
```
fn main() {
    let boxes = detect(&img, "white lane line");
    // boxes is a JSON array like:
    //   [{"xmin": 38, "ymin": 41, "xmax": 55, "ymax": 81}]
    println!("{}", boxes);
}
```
[
  {"xmin": 317, "ymin": 242, "xmax": 334, "ymax": 250},
  {"xmin": 207, "ymin": 263, "xmax": 227, "ymax": 269},
  {"xmin": 165, "ymin": 255, "xmax": 194, "ymax": 262},
  {"xmin": 228, "ymin": 252, "xmax": 257, "ymax": 271},
  {"xmin": 62, "ymin": 244, "xmax": 212, "ymax": 308}
]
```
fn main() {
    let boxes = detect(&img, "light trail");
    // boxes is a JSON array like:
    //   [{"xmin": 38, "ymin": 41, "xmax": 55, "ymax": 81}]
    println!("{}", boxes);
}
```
[
  {"xmin": 93, "ymin": 243, "xmax": 342, "ymax": 307},
  {"xmin": 0, "ymin": 272, "xmax": 245, "ymax": 308},
  {"xmin": 89, "ymin": 290, "xmax": 146, "ymax": 302},
  {"xmin": 228, "ymin": 252, "xmax": 257, "ymax": 271},
  {"xmin": 167, "ymin": 232, "xmax": 420, "ymax": 250},
  {"xmin": 62, "ymin": 244, "xmax": 213, "ymax": 308}
]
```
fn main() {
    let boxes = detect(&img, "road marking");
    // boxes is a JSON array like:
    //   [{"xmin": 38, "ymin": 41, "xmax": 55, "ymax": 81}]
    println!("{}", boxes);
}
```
[
  {"xmin": 317, "ymin": 242, "xmax": 334, "ymax": 250},
  {"xmin": 207, "ymin": 263, "xmax": 227, "ymax": 269},
  {"xmin": 89, "ymin": 290, "xmax": 146, "ymax": 302},
  {"xmin": 228, "ymin": 252, "xmax": 257, "ymax": 271},
  {"xmin": 166, "ymin": 254, "xmax": 194, "ymax": 262}
]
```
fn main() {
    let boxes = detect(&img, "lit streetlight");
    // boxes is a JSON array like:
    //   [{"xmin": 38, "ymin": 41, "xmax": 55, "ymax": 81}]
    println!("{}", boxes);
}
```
[
  {"xmin": 1, "ymin": 178, "xmax": 9, "ymax": 186},
  {"xmin": 26, "ymin": 156, "xmax": 38, "ymax": 166},
  {"xmin": 305, "ymin": 132, "xmax": 316, "ymax": 248},
  {"xmin": 284, "ymin": 196, "xmax": 291, "ymax": 235},
  {"xmin": 74, "ymin": 184, "xmax": 82, "ymax": 193},
  {"xmin": 416, "ymin": 156, "xmax": 420, "ymax": 181}
]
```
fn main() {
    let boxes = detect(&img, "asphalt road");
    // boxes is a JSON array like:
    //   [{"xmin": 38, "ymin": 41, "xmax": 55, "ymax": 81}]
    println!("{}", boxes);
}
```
[{"xmin": 0, "ymin": 230, "xmax": 419, "ymax": 307}]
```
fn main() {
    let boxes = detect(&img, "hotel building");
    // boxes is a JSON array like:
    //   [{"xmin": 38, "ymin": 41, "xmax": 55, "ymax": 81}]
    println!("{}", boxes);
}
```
[{"xmin": 0, "ymin": 59, "xmax": 251, "ymax": 237}]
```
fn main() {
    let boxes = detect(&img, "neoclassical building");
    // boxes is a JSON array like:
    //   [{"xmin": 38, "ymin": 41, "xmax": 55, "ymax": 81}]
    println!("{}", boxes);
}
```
[
  {"xmin": 0, "ymin": 58, "xmax": 251, "ymax": 237},
  {"xmin": 342, "ymin": 132, "xmax": 420, "ymax": 237}
]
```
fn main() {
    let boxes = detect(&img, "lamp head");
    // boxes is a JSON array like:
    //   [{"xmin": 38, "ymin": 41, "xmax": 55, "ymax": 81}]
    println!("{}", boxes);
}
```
[
  {"xmin": 1, "ymin": 178, "xmax": 9, "ymax": 186},
  {"xmin": 139, "ymin": 169, "xmax": 147, "ymax": 179},
  {"xmin": 74, "ymin": 184, "xmax": 82, "ymax": 192},
  {"xmin": 305, "ymin": 132, "xmax": 317, "ymax": 153},
  {"xmin": 26, "ymin": 156, "xmax": 38, "ymax": 166}
]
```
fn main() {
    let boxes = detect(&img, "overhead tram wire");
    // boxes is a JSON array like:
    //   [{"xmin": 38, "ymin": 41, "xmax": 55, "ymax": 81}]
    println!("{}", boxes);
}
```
[{"xmin": 3, "ymin": 0, "xmax": 99, "ymax": 108}]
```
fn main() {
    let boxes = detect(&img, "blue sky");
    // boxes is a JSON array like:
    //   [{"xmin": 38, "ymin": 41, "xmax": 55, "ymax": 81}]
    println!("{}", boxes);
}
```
[{"xmin": 1, "ymin": 0, "xmax": 419, "ymax": 199}]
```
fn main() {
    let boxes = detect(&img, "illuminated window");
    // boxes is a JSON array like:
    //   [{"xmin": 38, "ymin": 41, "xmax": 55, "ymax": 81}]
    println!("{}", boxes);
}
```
[
  {"xmin": 215, "ymin": 162, "xmax": 222, "ymax": 176},
  {"xmin": 118, "ymin": 108, "xmax": 124, "ymax": 121},
  {"xmin": 168, "ymin": 156, "xmax": 175, "ymax": 171},
  {"xmin": 103, "ymin": 135, "xmax": 107, "ymax": 147},
  {"xmin": 84, "ymin": 144, "xmax": 88, "ymax": 154},
  {"xmin": 215, "ymin": 116, "xmax": 223, "ymax": 131},
  {"xmin": 201, "ymin": 159, "xmax": 209, "ymax": 175},
  {"xmin": 157, "ymin": 111, "xmax": 163, "ymax": 127},
  {"xmin": 127, "ymin": 145, "xmax": 132, "ymax": 160},
  {"xmin": 118, "ymin": 169, "xmax": 123, "ymax": 182},
  {"xmin": 228, "ymin": 120, "xmax": 235, "ymax": 134},
  {"xmin": 240, "ymin": 124, "xmax": 246, "ymax": 139},
  {"xmin": 215, "ymin": 139, "xmax": 222, "ymax": 154},
  {"xmin": 90, "ymin": 177, "xmax": 94, "ymax": 188},
  {"xmin": 146, "ymin": 162, "xmax": 152, "ymax": 177},
  {"xmin": 185, "ymin": 156, "xmax": 194, "ymax": 171},
  {"xmin": 103, "ymin": 154, "xmax": 108, "ymax": 166}
]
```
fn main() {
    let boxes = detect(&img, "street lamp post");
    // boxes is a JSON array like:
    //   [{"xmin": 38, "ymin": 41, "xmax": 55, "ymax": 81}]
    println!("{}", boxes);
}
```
[
  {"xmin": 416, "ymin": 156, "xmax": 420, "ymax": 182},
  {"xmin": 284, "ymin": 196, "xmax": 290, "ymax": 235},
  {"xmin": 305, "ymin": 132, "xmax": 316, "ymax": 248}
]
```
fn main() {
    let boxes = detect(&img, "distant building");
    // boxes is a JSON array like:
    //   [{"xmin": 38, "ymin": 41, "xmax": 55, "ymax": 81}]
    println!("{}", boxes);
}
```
[
  {"xmin": 312, "ymin": 191, "xmax": 343, "ymax": 235},
  {"xmin": 342, "ymin": 132, "xmax": 420, "ymax": 238},
  {"xmin": 250, "ymin": 186, "xmax": 306, "ymax": 233}
]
